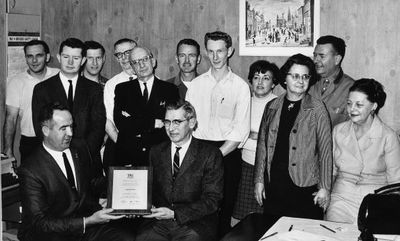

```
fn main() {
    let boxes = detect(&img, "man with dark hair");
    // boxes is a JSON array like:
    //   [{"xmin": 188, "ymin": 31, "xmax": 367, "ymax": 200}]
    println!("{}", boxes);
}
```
[
  {"xmin": 136, "ymin": 100, "xmax": 223, "ymax": 241},
  {"xmin": 32, "ymin": 37, "xmax": 105, "ymax": 176},
  {"xmin": 102, "ymin": 38, "xmax": 137, "ymax": 170},
  {"xmin": 3, "ymin": 39, "xmax": 59, "ymax": 161},
  {"xmin": 18, "ymin": 102, "xmax": 134, "ymax": 241},
  {"xmin": 309, "ymin": 35, "xmax": 354, "ymax": 126},
  {"xmin": 167, "ymin": 38, "xmax": 201, "ymax": 100},
  {"xmin": 83, "ymin": 40, "xmax": 108, "ymax": 88},
  {"xmin": 186, "ymin": 31, "xmax": 251, "ymax": 236},
  {"xmin": 114, "ymin": 46, "xmax": 179, "ymax": 166}
]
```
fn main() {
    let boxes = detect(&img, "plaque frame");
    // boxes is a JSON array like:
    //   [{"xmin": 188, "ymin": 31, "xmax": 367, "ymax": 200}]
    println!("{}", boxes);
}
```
[{"xmin": 106, "ymin": 166, "xmax": 153, "ymax": 215}]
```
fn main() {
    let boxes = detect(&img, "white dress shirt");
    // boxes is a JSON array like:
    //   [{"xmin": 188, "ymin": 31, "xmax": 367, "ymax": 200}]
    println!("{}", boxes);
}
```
[
  {"xmin": 170, "ymin": 135, "xmax": 192, "ymax": 173},
  {"xmin": 138, "ymin": 76, "xmax": 154, "ymax": 98},
  {"xmin": 43, "ymin": 144, "xmax": 77, "ymax": 187},
  {"xmin": 59, "ymin": 72, "xmax": 78, "ymax": 99},
  {"xmin": 186, "ymin": 68, "xmax": 251, "ymax": 144}
]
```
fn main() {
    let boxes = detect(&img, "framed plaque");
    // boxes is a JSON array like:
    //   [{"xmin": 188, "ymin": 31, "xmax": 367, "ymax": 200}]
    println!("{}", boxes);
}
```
[{"xmin": 107, "ymin": 166, "xmax": 152, "ymax": 215}]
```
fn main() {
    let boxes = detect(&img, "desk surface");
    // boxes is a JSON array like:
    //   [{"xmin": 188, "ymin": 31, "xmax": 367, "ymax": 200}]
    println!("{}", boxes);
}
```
[{"xmin": 261, "ymin": 216, "xmax": 399, "ymax": 241}]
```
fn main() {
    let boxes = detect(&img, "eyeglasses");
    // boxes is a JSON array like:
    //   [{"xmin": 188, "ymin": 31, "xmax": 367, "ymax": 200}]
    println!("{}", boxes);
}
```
[
  {"xmin": 114, "ymin": 48, "xmax": 134, "ymax": 59},
  {"xmin": 287, "ymin": 73, "xmax": 311, "ymax": 81},
  {"xmin": 163, "ymin": 119, "xmax": 188, "ymax": 127},
  {"xmin": 131, "ymin": 55, "xmax": 152, "ymax": 66}
]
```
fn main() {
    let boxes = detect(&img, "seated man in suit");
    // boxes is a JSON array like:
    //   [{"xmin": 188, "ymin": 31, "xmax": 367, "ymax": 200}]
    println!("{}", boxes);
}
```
[
  {"xmin": 32, "ymin": 38, "xmax": 105, "ymax": 176},
  {"xmin": 136, "ymin": 101, "xmax": 224, "ymax": 241},
  {"xmin": 18, "ymin": 103, "xmax": 133, "ymax": 241},
  {"xmin": 114, "ymin": 46, "xmax": 179, "ymax": 166}
]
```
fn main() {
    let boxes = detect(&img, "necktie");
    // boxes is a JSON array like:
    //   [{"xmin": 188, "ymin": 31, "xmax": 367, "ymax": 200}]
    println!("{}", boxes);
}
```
[
  {"xmin": 143, "ymin": 82, "xmax": 148, "ymax": 102},
  {"xmin": 67, "ymin": 80, "xmax": 73, "ymax": 111},
  {"xmin": 173, "ymin": 147, "xmax": 181, "ymax": 179},
  {"xmin": 62, "ymin": 152, "xmax": 76, "ymax": 190}
]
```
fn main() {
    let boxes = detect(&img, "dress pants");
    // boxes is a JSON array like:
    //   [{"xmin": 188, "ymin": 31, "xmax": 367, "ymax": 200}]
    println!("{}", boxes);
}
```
[{"xmin": 136, "ymin": 219, "xmax": 200, "ymax": 241}]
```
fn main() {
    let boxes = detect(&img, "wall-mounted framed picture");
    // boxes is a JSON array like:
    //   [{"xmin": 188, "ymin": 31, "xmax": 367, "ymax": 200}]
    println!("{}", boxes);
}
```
[{"xmin": 239, "ymin": 0, "xmax": 320, "ymax": 56}]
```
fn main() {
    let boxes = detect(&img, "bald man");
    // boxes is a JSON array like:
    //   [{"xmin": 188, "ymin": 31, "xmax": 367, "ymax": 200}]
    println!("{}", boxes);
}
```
[{"xmin": 113, "ymin": 46, "xmax": 179, "ymax": 166}]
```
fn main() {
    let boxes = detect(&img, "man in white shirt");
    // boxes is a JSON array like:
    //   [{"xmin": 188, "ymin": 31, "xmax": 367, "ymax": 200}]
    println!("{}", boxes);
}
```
[
  {"xmin": 3, "ymin": 39, "xmax": 59, "ymax": 162},
  {"xmin": 102, "ymin": 38, "xmax": 137, "ymax": 170},
  {"xmin": 185, "ymin": 31, "xmax": 251, "ymax": 237}
]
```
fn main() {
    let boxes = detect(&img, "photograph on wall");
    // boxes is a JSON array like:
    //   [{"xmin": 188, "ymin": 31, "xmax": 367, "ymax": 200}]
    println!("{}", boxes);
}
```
[{"xmin": 239, "ymin": 0, "xmax": 320, "ymax": 56}]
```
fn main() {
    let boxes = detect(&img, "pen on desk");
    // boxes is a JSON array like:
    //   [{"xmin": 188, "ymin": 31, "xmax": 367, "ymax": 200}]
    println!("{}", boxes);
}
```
[
  {"xmin": 320, "ymin": 224, "xmax": 336, "ymax": 233},
  {"xmin": 289, "ymin": 224, "xmax": 293, "ymax": 231},
  {"xmin": 260, "ymin": 231, "xmax": 278, "ymax": 240},
  {"xmin": 221, "ymin": 98, "xmax": 224, "ymax": 103}
]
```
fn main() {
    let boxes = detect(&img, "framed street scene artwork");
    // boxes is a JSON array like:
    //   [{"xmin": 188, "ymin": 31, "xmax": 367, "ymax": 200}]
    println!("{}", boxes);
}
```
[
  {"xmin": 239, "ymin": 0, "xmax": 320, "ymax": 56},
  {"xmin": 107, "ymin": 166, "xmax": 153, "ymax": 215}
]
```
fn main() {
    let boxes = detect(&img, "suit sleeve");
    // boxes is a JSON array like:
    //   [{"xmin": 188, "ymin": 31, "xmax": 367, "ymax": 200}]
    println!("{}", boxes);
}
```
[
  {"xmin": 19, "ymin": 167, "xmax": 84, "ymax": 235},
  {"xmin": 113, "ymin": 85, "xmax": 124, "ymax": 131},
  {"xmin": 32, "ymin": 85, "xmax": 45, "ymax": 137},
  {"xmin": 384, "ymin": 131, "xmax": 400, "ymax": 184},
  {"xmin": 254, "ymin": 101, "xmax": 271, "ymax": 186},
  {"xmin": 173, "ymin": 148, "xmax": 224, "ymax": 225},
  {"xmin": 86, "ymin": 85, "xmax": 106, "ymax": 156}
]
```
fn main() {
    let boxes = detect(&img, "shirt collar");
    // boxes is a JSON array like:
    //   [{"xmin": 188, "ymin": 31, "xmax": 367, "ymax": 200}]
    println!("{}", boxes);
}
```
[
  {"xmin": 205, "ymin": 67, "xmax": 233, "ymax": 84},
  {"xmin": 59, "ymin": 72, "xmax": 79, "ymax": 85}
]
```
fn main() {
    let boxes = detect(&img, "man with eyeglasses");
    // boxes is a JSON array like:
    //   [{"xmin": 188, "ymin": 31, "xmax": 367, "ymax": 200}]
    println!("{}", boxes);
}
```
[
  {"xmin": 32, "ymin": 38, "xmax": 105, "ymax": 178},
  {"xmin": 136, "ymin": 100, "xmax": 223, "ymax": 241},
  {"xmin": 114, "ymin": 46, "xmax": 179, "ymax": 166},
  {"xmin": 103, "ymin": 38, "xmax": 137, "ymax": 172},
  {"xmin": 185, "ymin": 31, "xmax": 251, "ymax": 237},
  {"xmin": 3, "ymin": 40, "xmax": 59, "ymax": 162},
  {"xmin": 309, "ymin": 35, "xmax": 354, "ymax": 126},
  {"xmin": 167, "ymin": 38, "xmax": 202, "ymax": 100}
]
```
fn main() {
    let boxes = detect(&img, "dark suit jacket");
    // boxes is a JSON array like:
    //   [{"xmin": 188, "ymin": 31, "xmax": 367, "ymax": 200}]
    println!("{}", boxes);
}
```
[
  {"xmin": 148, "ymin": 137, "xmax": 224, "ymax": 240},
  {"xmin": 18, "ymin": 141, "xmax": 105, "ymax": 241},
  {"xmin": 32, "ymin": 74, "xmax": 105, "ymax": 175},
  {"xmin": 114, "ymin": 77, "xmax": 179, "ymax": 166}
]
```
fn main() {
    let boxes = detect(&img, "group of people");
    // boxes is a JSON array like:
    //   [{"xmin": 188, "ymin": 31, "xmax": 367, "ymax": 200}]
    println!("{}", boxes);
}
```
[{"xmin": 2, "ymin": 30, "xmax": 400, "ymax": 241}]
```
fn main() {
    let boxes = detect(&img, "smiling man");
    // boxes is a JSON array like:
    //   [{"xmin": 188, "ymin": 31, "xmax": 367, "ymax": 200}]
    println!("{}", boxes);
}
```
[
  {"xmin": 82, "ymin": 40, "xmax": 108, "ymax": 88},
  {"xmin": 308, "ymin": 35, "xmax": 354, "ymax": 127},
  {"xmin": 32, "ymin": 38, "xmax": 105, "ymax": 177},
  {"xmin": 167, "ymin": 38, "xmax": 201, "ymax": 100},
  {"xmin": 3, "ymin": 40, "xmax": 59, "ymax": 162},
  {"xmin": 136, "ymin": 100, "xmax": 223, "ymax": 241},
  {"xmin": 113, "ymin": 46, "xmax": 179, "ymax": 166},
  {"xmin": 185, "ymin": 31, "xmax": 250, "ymax": 237}
]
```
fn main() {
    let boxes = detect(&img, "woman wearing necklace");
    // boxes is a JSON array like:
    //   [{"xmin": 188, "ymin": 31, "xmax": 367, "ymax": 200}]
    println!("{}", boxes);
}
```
[
  {"xmin": 231, "ymin": 60, "xmax": 279, "ymax": 226},
  {"xmin": 326, "ymin": 78, "xmax": 400, "ymax": 224},
  {"xmin": 254, "ymin": 54, "xmax": 333, "ymax": 223}
]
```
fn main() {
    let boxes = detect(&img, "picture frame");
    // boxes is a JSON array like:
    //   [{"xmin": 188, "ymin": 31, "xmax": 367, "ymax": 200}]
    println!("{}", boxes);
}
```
[
  {"xmin": 107, "ymin": 166, "xmax": 153, "ymax": 215},
  {"xmin": 239, "ymin": 0, "xmax": 320, "ymax": 56}
]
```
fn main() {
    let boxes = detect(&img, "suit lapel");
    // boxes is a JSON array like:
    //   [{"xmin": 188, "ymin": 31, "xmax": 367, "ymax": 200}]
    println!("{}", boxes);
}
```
[
  {"xmin": 160, "ymin": 142, "xmax": 173, "ymax": 181},
  {"xmin": 40, "ymin": 146, "xmax": 72, "ymax": 188},
  {"xmin": 54, "ymin": 75, "xmax": 68, "ymax": 104},
  {"xmin": 73, "ymin": 76, "xmax": 87, "ymax": 115},
  {"xmin": 175, "ymin": 139, "xmax": 197, "ymax": 179},
  {"xmin": 340, "ymin": 122, "xmax": 364, "ymax": 162},
  {"xmin": 70, "ymin": 148, "xmax": 82, "ymax": 193}
]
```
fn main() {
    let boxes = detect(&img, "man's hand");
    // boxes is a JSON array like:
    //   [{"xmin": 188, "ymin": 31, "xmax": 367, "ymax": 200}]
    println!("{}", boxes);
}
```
[
  {"xmin": 313, "ymin": 188, "xmax": 330, "ymax": 211},
  {"xmin": 143, "ymin": 207, "xmax": 174, "ymax": 220},
  {"xmin": 254, "ymin": 183, "xmax": 265, "ymax": 206},
  {"xmin": 85, "ymin": 208, "xmax": 125, "ymax": 226}
]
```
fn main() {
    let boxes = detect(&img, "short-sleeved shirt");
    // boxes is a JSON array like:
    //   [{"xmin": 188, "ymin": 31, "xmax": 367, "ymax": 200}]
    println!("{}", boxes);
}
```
[
  {"xmin": 185, "ymin": 68, "xmax": 251, "ymax": 143},
  {"xmin": 6, "ymin": 67, "xmax": 59, "ymax": 136},
  {"xmin": 103, "ymin": 71, "xmax": 136, "ymax": 124}
]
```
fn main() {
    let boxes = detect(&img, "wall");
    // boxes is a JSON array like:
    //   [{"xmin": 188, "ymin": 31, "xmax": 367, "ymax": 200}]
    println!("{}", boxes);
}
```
[
  {"xmin": 38, "ymin": 0, "xmax": 400, "ymax": 131},
  {"xmin": 1, "ymin": 0, "xmax": 6, "ymax": 152}
]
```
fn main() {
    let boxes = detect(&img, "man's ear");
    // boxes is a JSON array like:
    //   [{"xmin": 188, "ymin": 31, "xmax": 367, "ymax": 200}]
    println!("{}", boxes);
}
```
[
  {"xmin": 334, "ymin": 54, "xmax": 343, "ymax": 66},
  {"xmin": 42, "ymin": 125, "xmax": 50, "ymax": 138},
  {"xmin": 57, "ymin": 54, "xmax": 61, "ymax": 64},
  {"xmin": 80, "ymin": 57, "xmax": 87, "ymax": 66},
  {"xmin": 197, "ymin": 54, "xmax": 202, "ymax": 65},
  {"xmin": 227, "ymin": 47, "xmax": 234, "ymax": 58},
  {"xmin": 175, "ymin": 55, "xmax": 179, "ymax": 65},
  {"xmin": 188, "ymin": 118, "xmax": 196, "ymax": 129},
  {"xmin": 45, "ymin": 53, "xmax": 51, "ymax": 63}
]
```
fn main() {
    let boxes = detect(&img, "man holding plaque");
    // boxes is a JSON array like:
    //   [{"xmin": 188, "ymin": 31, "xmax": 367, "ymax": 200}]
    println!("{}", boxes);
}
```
[
  {"xmin": 136, "ymin": 101, "xmax": 224, "ymax": 241},
  {"xmin": 18, "ymin": 103, "xmax": 134, "ymax": 241}
]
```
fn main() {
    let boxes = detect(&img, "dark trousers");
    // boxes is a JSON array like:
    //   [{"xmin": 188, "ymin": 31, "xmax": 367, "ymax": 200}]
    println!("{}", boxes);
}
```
[
  {"xmin": 199, "ymin": 140, "xmax": 242, "ymax": 238},
  {"xmin": 136, "ymin": 219, "xmax": 200, "ymax": 241},
  {"xmin": 19, "ymin": 136, "xmax": 41, "ymax": 163},
  {"xmin": 102, "ymin": 138, "xmax": 116, "ymax": 175}
]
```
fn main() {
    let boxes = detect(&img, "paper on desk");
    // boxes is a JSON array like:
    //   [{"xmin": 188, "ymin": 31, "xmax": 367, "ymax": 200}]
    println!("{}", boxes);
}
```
[{"xmin": 265, "ymin": 230, "xmax": 341, "ymax": 241}]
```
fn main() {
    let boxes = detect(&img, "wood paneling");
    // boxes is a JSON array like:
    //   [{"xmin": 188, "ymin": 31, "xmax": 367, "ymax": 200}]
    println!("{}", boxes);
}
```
[
  {"xmin": 40, "ymin": 0, "xmax": 400, "ymax": 131},
  {"xmin": 1, "ymin": 0, "xmax": 6, "ymax": 152}
]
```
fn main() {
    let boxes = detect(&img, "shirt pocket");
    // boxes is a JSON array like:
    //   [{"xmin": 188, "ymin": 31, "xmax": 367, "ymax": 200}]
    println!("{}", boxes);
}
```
[{"xmin": 217, "ymin": 98, "xmax": 235, "ymax": 119}]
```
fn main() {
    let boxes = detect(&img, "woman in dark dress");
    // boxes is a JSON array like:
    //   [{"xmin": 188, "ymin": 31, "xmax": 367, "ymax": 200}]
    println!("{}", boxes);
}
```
[{"xmin": 254, "ymin": 54, "xmax": 333, "ymax": 221}]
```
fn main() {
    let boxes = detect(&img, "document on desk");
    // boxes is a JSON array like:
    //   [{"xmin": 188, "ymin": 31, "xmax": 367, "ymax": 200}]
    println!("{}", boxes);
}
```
[{"xmin": 259, "ymin": 230, "xmax": 341, "ymax": 241}]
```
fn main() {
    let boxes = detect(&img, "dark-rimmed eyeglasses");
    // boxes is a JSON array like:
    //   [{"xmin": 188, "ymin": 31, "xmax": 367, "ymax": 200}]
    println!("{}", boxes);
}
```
[{"xmin": 114, "ymin": 48, "xmax": 134, "ymax": 59}]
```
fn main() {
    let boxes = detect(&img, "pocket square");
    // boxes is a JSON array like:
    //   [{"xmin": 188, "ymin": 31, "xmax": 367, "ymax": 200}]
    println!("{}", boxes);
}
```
[
  {"xmin": 121, "ymin": 111, "xmax": 131, "ymax": 117},
  {"xmin": 160, "ymin": 101, "xmax": 166, "ymax": 107}
]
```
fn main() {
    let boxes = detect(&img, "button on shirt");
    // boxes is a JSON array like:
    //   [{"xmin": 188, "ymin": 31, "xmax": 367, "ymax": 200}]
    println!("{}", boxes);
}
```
[
  {"xmin": 6, "ymin": 67, "xmax": 59, "ymax": 136},
  {"xmin": 59, "ymin": 73, "xmax": 78, "ymax": 100},
  {"xmin": 104, "ymin": 71, "xmax": 137, "ymax": 123},
  {"xmin": 170, "ymin": 136, "xmax": 192, "ymax": 173},
  {"xmin": 43, "ymin": 144, "xmax": 77, "ymax": 187},
  {"xmin": 185, "ymin": 68, "xmax": 251, "ymax": 143}
]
